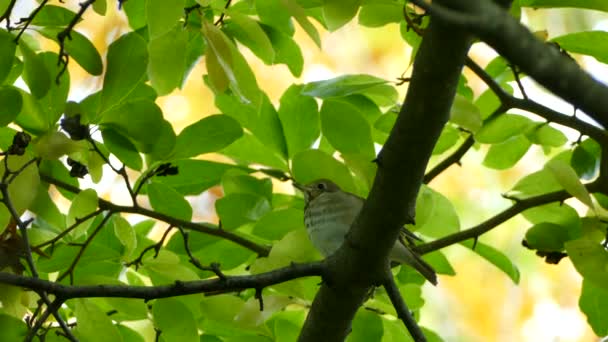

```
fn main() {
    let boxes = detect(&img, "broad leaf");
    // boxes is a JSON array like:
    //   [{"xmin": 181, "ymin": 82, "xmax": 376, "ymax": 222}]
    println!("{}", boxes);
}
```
[
  {"xmin": 20, "ymin": 41, "xmax": 50, "ymax": 99},
  {"xmin": 99, "ymin": 32, "xmax": 148, "ymax": 115},
  {"xmin": 0, "ymin": 30, "xmax": 16, "ymax": 85},
  {"xmin": 148, "ymin": 182, "xmax": 193, "ymax": 221},
  {"xmin": 147, "ymin": 25, "xmax": 188, "ymax": 95},
  {"xmin": 146, "ymin": 0, "xmax": 186, "ymax": 39},
  {"xmin": 173, "ymin": 115, "xmax": 243, "ymax": 159},
  {"xmin": 462, "ymin": 240, "xmax": 520, "ymax": 284},
  {"xmin": 278, "ymin": 85, "xmax": 319, "ymax": 158}
]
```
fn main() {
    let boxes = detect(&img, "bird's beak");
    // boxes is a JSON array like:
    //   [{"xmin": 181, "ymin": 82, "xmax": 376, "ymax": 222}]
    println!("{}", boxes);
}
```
[{"xmin": 292, "ymin": 181, "xmax": 306, "ymax": 192}]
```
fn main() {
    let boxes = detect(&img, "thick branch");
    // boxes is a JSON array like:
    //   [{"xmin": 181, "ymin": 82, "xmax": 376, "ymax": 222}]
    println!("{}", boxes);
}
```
[
  {"xmin": 412, "ymin": 0, "xmax": 608, "ymax": 128},
  {"xmin": 299, "ymin": 5, "xmax": 473, "ymax": 340}
]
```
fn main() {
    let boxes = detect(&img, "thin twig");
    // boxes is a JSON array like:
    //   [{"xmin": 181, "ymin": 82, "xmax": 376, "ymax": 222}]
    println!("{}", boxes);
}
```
[
  {"xmin": 57, "ymin": 213, "xmax": 114, "ymax": 283},
  {"xmin": 415, "ymin": 181, "xmax": 602, "ymax": 255},
  {"xmin": 14, "ymin": 0, "xmax": 50, "ymax": 42},
  {"xmin": 383, "ymin": 268, "xmax": 426, "ymax": 342},
  {"xmin": 40, "ymin": 173, "xmax": 271, "ymax": 256}
]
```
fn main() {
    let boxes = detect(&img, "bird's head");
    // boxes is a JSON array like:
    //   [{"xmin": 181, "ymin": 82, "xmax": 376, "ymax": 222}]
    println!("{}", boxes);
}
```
[{"xmin": 293, "ymin": 179, "xmax": 341, "ymax": 202}]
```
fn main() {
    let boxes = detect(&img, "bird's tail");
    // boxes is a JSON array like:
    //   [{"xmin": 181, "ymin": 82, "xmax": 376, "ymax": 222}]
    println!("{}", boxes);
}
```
[{"xmin": 392, "ymin": 243, "xmax": 438, "ymax": 285}]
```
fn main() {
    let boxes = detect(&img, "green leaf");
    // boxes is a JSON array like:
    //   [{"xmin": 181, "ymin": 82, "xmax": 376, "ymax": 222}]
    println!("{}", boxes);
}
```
[
  {"xmin": 203, "ymin": 21, "xmax": 261, "ymax": 104},
  {"xmin": 150, "ymin": 159, "xmax": 239, "ymax": 195},
  {"xmin": 476, "ymin": 113, "xmax": 533, "ymax": 144},
  {"xmin": 410, "ymin": 185, "xmax": 460, "ymax": 238},
  {"xmin": 221, "ymin": 171, "xmax": 273, "ymax": 202},
  {"xmin": 92, "ymin": 0, "xmax": 107, "ymax": 15},
  {"xmin": 31, "ymin": 5, "xmax": 79, "ymax": 26},
  {"xmin": 123, "ymin": 0, "xmax": 147, "ymax": 30},
  {"xmin": 148, "ymin": 182, "xmax": 193, "ymax": 221},
  {"xmin": 38, "ymin": 52, "xmax": 70, "ymax": 124},
  {"xmin": 320, "ymin": 98, "xmax": 375, "ymax": 157},
  {"xmin": 423, "ymin": 250, "xmax": 456, "ymax": 276},
  {"xmin": 14, "ymin": 89, "xmax": 48, "ymax": 134},
  {"xmin": 507, "ymin": 168, "xmax": 562, "ymax": 199},
  {"xmin": 525, "ymin": 123, "xmax": 568, "ymax": 148},
  {"xmin": 262, "ymin": 24, "xmax": 304, "ymax": 77},
  {"xmin": 99, "ymin": 99, "xmax": 174, "ymax": 155},
  {"xmin": 580, "ymin": 280, "xmax": 608, "ymax": 336},
  {"xmin": 522, "ymin": 203, "xmax": 581, "ymax": 230},
  {"xmin": 552, "ymin": 31, "xmax": 608, "ymax": 64},
  {"xmin": 252, "ymin": 208, "xmax": 304, "ymax": 241},
  {"xmin": 101, "ymin": 129, "xmax": 143, "ymax": 171},
  {"xmin": 565, "ymin": 237, "xmax": 608, "ymax": 290},
  {"xmin": 0, "ymin": 155, "xmax": 40, "ymax": 231},
  {"xmin": 215, "ymin": 193, "xmax": 271, "ymax": 229},
  {"xmin": 147, "ymin": 119, "xmax": 177, "ymax": 160},
  {"xmin": 39, "ymin": 28, "xmax": 103, "ymax": 75},
  {"xmin": 256, "ymin": 0, "xmax": 293, "ymax": 34},
  {"xmin": 250, "ymin": 229, "xmax": 319, "ymax": 299},
  {"xmin": 292, "ymin": 149, "xmax": 357, "ymax": 194},
  {"xmin": 432, "ymin": 125, "xmax": 460, "ymax": 155},
  {"xmin": 99, "ymin": 32, "xmax": 148, "ymax": 114},
  {"xmin": 0, "ymin": 86, "xmax": 22, "ymax": 126},
  {"xmin": 147, "ymin": 25, "xmax": 188, "ymax": 95},
  {"xmin": 113, "ymin": 215, "xmax": 137, "ymax": 259},
  {"xmin": 173, "ymin": 115, "xmax": 243, "ymax": 159},
  {"xmin": 571, "ymin": 138, "xmax": 600, "ymax": 180},
  {"xmin": 221, "ymin": 133, "xmax": 288, "ymax": 170},
  {"xmin": 278, "ymin": 85, "xmax": 319, "ymax": 158},
  {"xmin": 358, "ymin": 3, "xmax": 402, "ymax": 27},
  {"xmin": 224, "ymin": 13, "xmax": 275, "ymax": 64},
  {"xmin": 153, "ymin": 298, "xmax": 198, "ymax": 341},
  {"xmin": 33, "ymin": 131, "xmax": 86, "ymax": 159},
  {"xmin": 215, "ymin": 93, "xmax": 287, "ymax": 159},
  {"xmin": 74, "ymin": 299, "xmax": 122, "ymax": 342},
  {"xmin": 461, "ymin": 240, "xmax": 520, "ymax": 284},
  {"xmin": 482, "ymin": 134, "xmax": 531, "ymax": 170},
  {"xmin": 524, "ymin": 222, "xmax": 575, "ymax": 251},
  {"xmin": 0, "ymin": 30, "xmax": 16, "ymax": 85},
  {"xmin": 302, "ymin": 74, "xmax": 388, "ymax": 99},
  {"xmin": 20, "ymin": 41, "xmax": 51, "ymax": 98},
  {"xmin": 347, "ymin": 309, "xmax": 383, "ymax": 342},
  {"xmin": 0, "ymin": 314, "xmax": 27, "ymax": 341},
  {"xmin": 66, "ymin": 188, "xmax": 98, "ymax": 239},
  {"xmin": 450, "ymin": 94, "xmax": 482, "ymax": 132},
  {"xmin": 283, "ymin": 0, "xmax": 321, "ymax": 47},
  {"xmin": 322, "ymin": 0, "xmax": 361, "ymax": 31},
  {"xmin": 546, "ymin": 159, "xmax": 593, "ymax": 207},
  {"xmin": 146, "ymin": 0, "xmax": 186, "ymax": 39}
]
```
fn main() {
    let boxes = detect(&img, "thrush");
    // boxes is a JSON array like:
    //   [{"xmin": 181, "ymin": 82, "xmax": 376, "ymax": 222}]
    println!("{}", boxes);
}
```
[{"xmin": 294, "ymin": 179, "xmax": 437, "ymax": 285}]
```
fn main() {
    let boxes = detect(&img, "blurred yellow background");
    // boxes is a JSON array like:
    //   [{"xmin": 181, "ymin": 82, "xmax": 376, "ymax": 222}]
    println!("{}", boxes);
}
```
[{"xmin": 40, "ymin": 1, "xmax": 607, "ymax": 341}]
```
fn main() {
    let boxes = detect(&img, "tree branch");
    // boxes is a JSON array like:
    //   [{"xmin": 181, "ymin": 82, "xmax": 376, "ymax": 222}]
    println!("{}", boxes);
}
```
[
  {"xmin": 39, "ymin": 172, "xmax": 271, "ymax": 256},
  {"xmin": 299, "ymin": 3, "xmax": 473, "ymax": 339},
  {"xmin": 0, "ymin": 262, "xmax": 324, "ymax": 300},
  {"xmin": 383, "ymin": 269, "xmax": 426, "ymax": 342},
  {"xmin": 415, "ymin": 181, "xmax": 602, "ymax": 255},
  {"xmin": 411, "ymin": 0, "xmax": 608, "ymax": 128}
]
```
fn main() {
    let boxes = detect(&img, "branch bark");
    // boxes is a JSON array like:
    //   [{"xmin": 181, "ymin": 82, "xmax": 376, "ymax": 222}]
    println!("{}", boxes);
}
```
[
  {"xmin": 412, "ymin": 0, "xmax": 608, "ymax": 128},
  {"xmin": 298, "ymin": 4, "xmax": 473, "ymax": 340}
]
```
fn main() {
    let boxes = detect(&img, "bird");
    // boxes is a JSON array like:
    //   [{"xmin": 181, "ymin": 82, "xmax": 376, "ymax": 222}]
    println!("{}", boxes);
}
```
[{"xmin": 293, "ymin": 178, "xmax": 437, "ymax": 285}]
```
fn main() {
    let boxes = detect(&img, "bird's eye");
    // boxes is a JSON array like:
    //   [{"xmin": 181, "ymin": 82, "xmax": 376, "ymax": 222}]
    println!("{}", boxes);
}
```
[{"xmin": 316, "ymin": 183, "xmax": 326, "ymax": 190}]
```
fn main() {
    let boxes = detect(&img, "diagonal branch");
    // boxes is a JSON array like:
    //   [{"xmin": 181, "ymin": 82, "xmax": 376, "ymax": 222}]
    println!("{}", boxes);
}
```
[
  {"xmin": 383, "ymin": 269, "xmax": 426, "ymax": 342},
  {"xmin": 410, "ymin": 0, "xmax": 608, "ymax": 128},
  {"xmin": 415, "ymin": 181, "xmax": 602, "ymax": 255},
  {"xmin": 39, "ymin": 172, "xmax": 271, "ymax": 256}
]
